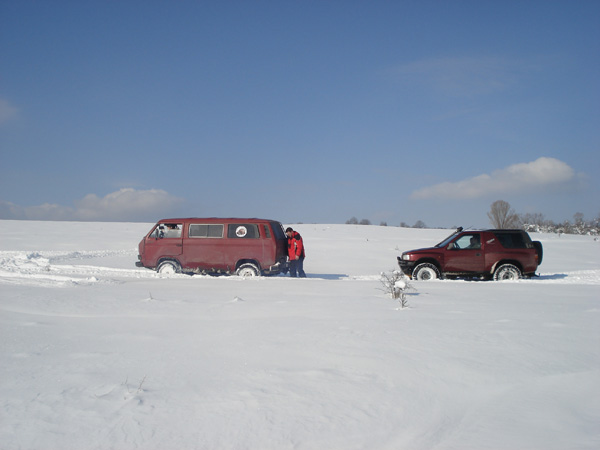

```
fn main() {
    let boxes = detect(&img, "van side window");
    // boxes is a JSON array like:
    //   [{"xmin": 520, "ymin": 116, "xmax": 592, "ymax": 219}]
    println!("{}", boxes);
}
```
[
  {"xmin": 270, "ymin": 222, "xmax": 286, "ymax": 240},
  {"xmin": 263, "ymin": 224, "xmax": 271, "ymax": 238},
  {"xmin": 228, "ymin": 224, "xmax": 259, "ymax": 239},
  {"xmin": 189, "ymin": 224, "xmax": 224, "ymax": 238}
]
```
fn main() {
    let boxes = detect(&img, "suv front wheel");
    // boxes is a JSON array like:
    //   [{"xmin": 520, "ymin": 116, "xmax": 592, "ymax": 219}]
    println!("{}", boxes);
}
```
[
  {"xmin": 493, "ymin": 263, "xmax": 521, "ymax": 281},
  {"xmin": 413, "ymin": 263, "xmax": 441, "ymax": 281}
]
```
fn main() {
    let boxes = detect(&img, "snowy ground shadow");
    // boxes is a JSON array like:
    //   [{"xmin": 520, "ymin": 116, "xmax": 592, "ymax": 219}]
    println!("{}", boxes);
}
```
[
  {"xmin": 538, "ymin": 273, "xmax": 568, "ymax": 280},
  {"xmin": 306, "ymin": 273, "xmax": 347, "ymax": 280}
]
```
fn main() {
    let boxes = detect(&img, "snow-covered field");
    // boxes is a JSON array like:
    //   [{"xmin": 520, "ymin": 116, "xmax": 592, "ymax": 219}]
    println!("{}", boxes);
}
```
[{"xmin": 1, "ymin": 220, "xmax": 599, "ymax": 450}]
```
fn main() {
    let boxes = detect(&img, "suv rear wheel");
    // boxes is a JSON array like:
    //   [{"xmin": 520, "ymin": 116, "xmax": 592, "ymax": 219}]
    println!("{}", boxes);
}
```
[
  {"xmin": 493, "ymin": 263, "xmax": 521, "ymax": 281},
  {"xmin": 413, "ymin": 263, "xmax": 441, "ymax": 281}
]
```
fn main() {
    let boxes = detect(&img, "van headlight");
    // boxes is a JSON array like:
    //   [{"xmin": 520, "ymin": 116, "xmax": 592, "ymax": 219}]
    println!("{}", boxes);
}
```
[{"xmin": 402, "ymin": 254, "xmax": 412, "ymax": 261}]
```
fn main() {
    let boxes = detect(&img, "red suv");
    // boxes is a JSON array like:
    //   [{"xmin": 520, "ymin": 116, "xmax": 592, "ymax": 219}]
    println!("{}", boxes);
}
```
[
  {"xmin": 136, "ymin": 218, "xmax": 288, "ymax": 276},
  {"xmin": 397, "ymin": 227, "xmax": 543, "ymax": 280}
]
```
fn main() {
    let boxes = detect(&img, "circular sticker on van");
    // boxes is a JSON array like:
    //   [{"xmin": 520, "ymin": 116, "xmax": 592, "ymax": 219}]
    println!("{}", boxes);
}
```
[{"xmin": 235, "ymin": 226, "xmax": 247, "ymax": 237}]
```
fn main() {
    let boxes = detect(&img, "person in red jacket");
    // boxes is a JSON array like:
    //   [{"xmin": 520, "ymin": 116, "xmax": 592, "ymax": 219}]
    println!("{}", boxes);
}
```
[{"xmin": 285, "ymin": 227, "xmax": 306, "ymax": 277}]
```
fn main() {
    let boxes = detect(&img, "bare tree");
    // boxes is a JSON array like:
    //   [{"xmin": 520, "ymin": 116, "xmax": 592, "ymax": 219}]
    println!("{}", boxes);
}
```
[
  {"xmin": 487, "ymin": 200, "xmax": 520, "ymax": 229},
  {"xmin": 359, "ymin": 218, "xmax": 372, "ymax": 225},
  {"xmin": 345, "ymin": 217, "xmax": 358, "ymax": 225},
  {"xmin": 520, "ymin": 212, "xmax": 545, "ymax": 227}
]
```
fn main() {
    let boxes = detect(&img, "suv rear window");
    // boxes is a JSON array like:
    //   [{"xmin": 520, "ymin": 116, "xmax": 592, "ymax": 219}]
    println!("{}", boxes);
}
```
[{"xmin": 493, "ymin": 231, "xmax": 528, "ymax": 248}]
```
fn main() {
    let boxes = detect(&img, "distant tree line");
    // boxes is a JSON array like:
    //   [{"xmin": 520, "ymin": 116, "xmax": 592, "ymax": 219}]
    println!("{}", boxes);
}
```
[
  {"xmin": 519, "ymin": 211, "xmax": 599, "ymax": 235},
  {"xmin": 345, "ymin": 217, "xmax": 372, "ymax": 226},
  {"xmin": 345, "ymin": 216, "xmax": 427, "ymax": 229},
  {"xmin": 488, "ymin": 200, "xmax": 599, "ymax": 235},
  {"xmin": 344, "ymin": 200, "xmax": 599, "ymax": 235}
]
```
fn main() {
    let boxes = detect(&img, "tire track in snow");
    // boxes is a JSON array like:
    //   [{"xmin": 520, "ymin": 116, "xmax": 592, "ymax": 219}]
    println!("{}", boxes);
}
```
[
  {"xmin": 1, "ymin": 250, "xmax": 599, "ymax": 287},
  {"xmin": 0, "ymin": 251, "xmax": 156, "ymax": 287}
]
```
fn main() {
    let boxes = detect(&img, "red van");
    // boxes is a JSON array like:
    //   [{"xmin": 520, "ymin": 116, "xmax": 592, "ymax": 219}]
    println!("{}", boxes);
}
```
[{"xmin": 136, "ymin": 218, "xmax": 288, "ymax": 276}]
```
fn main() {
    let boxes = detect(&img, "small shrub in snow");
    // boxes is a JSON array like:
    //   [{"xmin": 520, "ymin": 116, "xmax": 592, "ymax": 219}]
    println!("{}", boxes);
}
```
[
  {"xmin": 122, "ymin": 375, "xmax": 147, "ymax": 401},
  {"xmin": 380, "ymin": 270, "xmax": 414, "ymax": 308}
]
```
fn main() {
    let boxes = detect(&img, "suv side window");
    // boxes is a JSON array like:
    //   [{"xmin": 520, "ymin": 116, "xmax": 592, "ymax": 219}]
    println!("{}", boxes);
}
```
[
  {"xmin": 228, "ymin": 224, "xmax": 259, "ymax": 239},
  {"xmin": 454, "ymin": 233, "xmax": 481, "ymax": 250},
  {"xmin": 189, "ymin": 224, "xmax": 224, "ymax": 238}
]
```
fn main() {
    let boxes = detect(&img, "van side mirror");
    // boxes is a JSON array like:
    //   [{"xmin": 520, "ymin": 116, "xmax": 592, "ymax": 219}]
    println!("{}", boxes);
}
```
[{"xmin": 448, "ymin": 242, "xmax": 456, "ymax": 250}]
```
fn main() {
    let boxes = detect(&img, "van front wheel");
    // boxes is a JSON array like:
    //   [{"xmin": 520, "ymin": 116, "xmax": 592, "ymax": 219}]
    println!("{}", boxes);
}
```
[
  {"xmin": 236, "ymin": 263, "xmax": 260, "ymax": 277},
  {"xmin": 157, "ymin": 260, "xmax": 181, "ymax": 275}
]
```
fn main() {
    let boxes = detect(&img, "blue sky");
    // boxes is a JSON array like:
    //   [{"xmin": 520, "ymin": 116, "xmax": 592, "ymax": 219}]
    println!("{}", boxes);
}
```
[{"xmin": 1, "ymin": 0, "xmax": 598, "ymax": 228}]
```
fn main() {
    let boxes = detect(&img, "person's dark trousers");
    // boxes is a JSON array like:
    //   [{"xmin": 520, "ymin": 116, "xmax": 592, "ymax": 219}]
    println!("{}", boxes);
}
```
[{"xmin": 289, "ymin": 258, "xmax": 306, "ymax": 278}]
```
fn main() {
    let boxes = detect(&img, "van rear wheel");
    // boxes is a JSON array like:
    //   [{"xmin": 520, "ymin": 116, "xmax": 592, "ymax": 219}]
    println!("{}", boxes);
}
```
[
  {"xmin": 236, "ymin": 263, "xmax": 260, "ymax": 277},
  {"xmin": 157, "ymin": 260, "xmax": 181, "ymax": 275}
]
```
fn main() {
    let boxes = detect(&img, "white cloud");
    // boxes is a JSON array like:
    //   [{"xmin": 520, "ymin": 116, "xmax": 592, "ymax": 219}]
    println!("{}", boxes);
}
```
[
  {"xmin": 0, "ymin": 201, "xmax": 73, "ymax": 221},
  {"xmin": 411, "ymin": 157, "xmax": 576, "ymax": 200},
  {"xmin": 73, "ymin": 188, "xmax": 182, "ymax": 221},
  {"xmin": 394, "ymin": 56, "xmax": 533, "ymax": 97},
  {"xmin": 0, "ymin": 98, "xmax": 19, "ymax": 124},
  {"xmin": 0, "ymin": 188, "xmax": 183, "ymax": 222}
]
